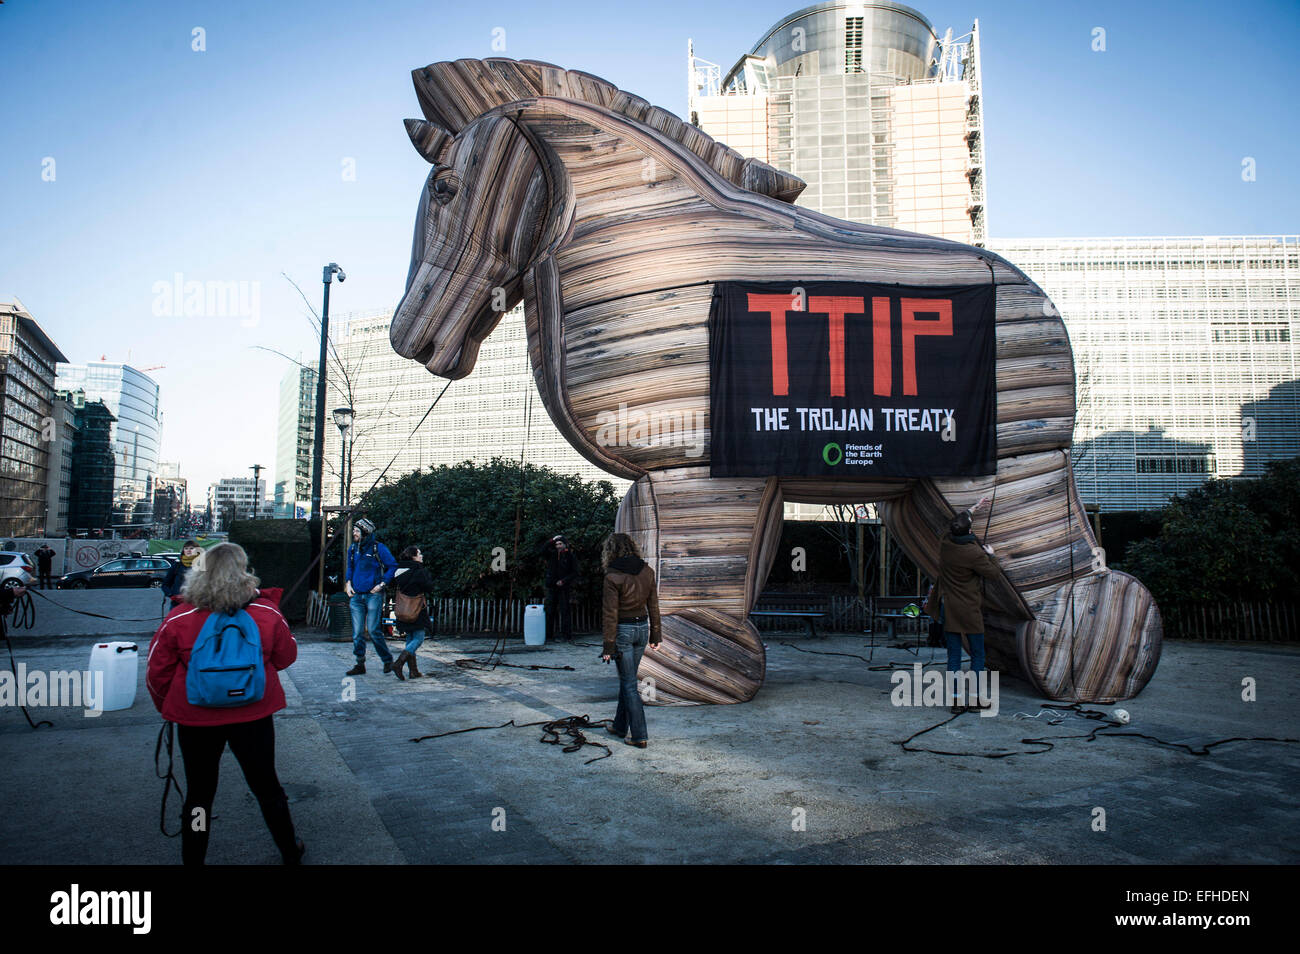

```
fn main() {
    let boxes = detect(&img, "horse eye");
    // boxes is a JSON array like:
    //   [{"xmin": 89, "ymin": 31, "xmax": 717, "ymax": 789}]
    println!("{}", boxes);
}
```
[{"xmin": 430, "ymin": 170, "xmax": 459, "ymax": 204}]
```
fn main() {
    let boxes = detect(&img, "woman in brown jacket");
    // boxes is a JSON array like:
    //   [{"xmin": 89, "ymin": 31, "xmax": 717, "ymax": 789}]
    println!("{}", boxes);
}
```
[
  {"xmin": 600, "ymin": 533, "xmax": 661, "ymax": 747},
  {"xmin": 924, "ymin": 497, "xmax": 999, "ymax": 713}
]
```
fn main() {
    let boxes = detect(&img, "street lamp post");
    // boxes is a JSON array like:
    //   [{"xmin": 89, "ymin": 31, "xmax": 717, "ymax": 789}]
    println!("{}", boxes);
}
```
[
  {"xmin": 310, "ymin": 263, "xmax": 346, "ymax": 523},
  {"xmin": 332, "ymin": 407, "xmax": 354, "ymax": 508},
  {"xmin": 250, "ymin": 463, "xmax": 264, "ymax": 520}
]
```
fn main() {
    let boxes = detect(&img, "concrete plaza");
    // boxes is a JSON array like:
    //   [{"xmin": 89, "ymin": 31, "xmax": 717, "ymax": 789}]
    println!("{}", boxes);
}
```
[{"xmin": 2, "ymin": 590, "xmax": 1297, "ymax": 864}]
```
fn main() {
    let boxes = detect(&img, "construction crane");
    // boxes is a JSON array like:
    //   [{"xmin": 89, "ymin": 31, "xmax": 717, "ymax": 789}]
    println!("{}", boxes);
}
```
[{"xmin": 97, "ymin": 354, "xmax": 165, "ymax": 373}]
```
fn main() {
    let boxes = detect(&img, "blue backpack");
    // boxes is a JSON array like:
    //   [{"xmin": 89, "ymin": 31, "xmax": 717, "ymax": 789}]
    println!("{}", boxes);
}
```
[{"xmin": 185, "ymin": 607, "xmax": 265, "ymax": 708}]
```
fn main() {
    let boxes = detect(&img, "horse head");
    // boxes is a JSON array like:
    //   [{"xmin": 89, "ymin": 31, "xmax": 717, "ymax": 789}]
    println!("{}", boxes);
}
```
[{"xmin": 391, "ymin": 108, "xmax": 568, "ymax": 378}]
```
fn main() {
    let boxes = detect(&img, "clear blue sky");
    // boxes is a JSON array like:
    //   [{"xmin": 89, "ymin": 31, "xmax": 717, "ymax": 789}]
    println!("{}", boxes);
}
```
[{"xmin": 3, "ymin": 0, "xmax": 1296, "ymax": 495}]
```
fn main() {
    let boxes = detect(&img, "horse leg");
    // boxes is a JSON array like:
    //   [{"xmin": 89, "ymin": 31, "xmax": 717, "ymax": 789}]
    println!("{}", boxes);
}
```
[
  {"xmin": 914, "ymin": 452, "xmax": 1163, "ymax": 703},
  {"xmin": 615, "ymin": 466, "xmax": 783, "ymax": 705}
]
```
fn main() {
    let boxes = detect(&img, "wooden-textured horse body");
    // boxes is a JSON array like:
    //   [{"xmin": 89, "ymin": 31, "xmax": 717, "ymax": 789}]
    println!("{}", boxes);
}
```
[{"xmin": 393, "ymin": 58, "xmax": 1162, "ymax": 706}]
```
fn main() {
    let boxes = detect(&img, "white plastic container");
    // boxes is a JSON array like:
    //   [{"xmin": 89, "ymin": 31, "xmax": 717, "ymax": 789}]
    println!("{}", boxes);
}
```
[
  {"xmin": 88, "ymin": 641, "xmax": 139, "ymax": 712},
  {"xmin": 523, "ymin": 605, "xmax": 546, "ymax": 646}
]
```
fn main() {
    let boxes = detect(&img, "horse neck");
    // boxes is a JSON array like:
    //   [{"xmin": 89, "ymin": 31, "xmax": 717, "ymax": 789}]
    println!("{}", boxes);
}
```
[{"xmin": 507, "ymin": 100, "xmax": 794, "ymax": 311}]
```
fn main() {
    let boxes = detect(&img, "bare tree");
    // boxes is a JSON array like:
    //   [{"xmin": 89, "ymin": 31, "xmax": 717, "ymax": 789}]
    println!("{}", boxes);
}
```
[{"xmin": 260, "ymin": 275, "xmax": 412, "ymax": 510}]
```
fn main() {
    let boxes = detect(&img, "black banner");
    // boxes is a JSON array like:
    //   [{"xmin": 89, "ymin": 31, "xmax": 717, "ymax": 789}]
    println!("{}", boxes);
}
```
[{"xmin": 709, "ymin": 280, "xmax": 996, "ymax": 478}]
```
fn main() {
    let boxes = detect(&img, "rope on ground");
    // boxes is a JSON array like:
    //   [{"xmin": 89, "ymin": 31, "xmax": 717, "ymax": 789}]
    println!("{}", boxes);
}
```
[
  {"xmin": 453, "ymin": 657, "xmax": 576, "ymax": 673},
  {"xmin": 155, "ymin": 721, "xmax": 185, "ymax": 837},
  {"xmin": 2, "ymin": 613, "xmax": 52, "ymax": 730},
  {"xmin": 411, "ymin": 713, "xmax": 615, "ymax": 764},
  {"xmin": 896, "ymin": 702, "xmax": 1300, "ymax": 759}
]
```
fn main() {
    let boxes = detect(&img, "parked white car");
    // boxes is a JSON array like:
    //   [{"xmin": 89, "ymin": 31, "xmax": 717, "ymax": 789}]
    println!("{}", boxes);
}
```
[{"xmin": 0, "ymin": 551, "xmax": 36, "ymax": 589}]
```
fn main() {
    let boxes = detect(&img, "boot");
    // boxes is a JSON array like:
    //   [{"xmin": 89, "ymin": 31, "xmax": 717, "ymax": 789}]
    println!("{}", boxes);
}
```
[
  {"xmin": 406, "ymin": 653, "xmax": 422, "ymax": 679},
  {"xmin": 391, "ymin": 651, "xmax": 408, "ymax": 680},
  {"xmin": 382, "ymin": 659, "xmax": 394, "ymax": 674},
  {"xmin": 345, "ymin": 661, "xmax": 365, "ymax": 676}
]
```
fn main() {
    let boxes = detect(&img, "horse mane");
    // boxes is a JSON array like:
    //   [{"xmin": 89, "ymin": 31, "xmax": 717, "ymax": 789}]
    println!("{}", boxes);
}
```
[{"xmin": 410, "ymin": 57, "xmax": 807, "ymax": 205}]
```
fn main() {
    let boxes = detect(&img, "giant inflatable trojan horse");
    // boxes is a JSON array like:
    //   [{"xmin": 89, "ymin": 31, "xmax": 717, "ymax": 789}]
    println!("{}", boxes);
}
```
[{"xmin": 391, "ymin": 58, "xmax": 1163, "ymax": 706}]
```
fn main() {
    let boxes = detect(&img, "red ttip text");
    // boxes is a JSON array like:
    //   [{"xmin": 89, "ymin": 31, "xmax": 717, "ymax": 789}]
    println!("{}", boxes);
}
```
[{"xmin": 746, "ymin": 293, "xmax": 954, "ymax": 398}]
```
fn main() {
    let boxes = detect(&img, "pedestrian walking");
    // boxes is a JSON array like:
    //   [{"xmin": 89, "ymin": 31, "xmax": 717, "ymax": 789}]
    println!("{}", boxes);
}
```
[
  {"xmin": 390, "ymin": 545, "xmax": 434, "ymax": 680},
  {"xmin": 344, "ymin": 517, "xmax": 397, "ymax": 675},
  {"xmin": 162, "ymin": 540, "xmax": 201, "ymax": 604},
  {"xmin": 34, "ymin": 543, "xmax": 56, "ymax": 589},
  {"xmin": 924, "ymin": 496, "xmax": 999, "ymax": 713},
  {"xmin": 599, "ymin": 532, "xmax": 661, "ymax": 748},
  {"xmin": 542, "ymin": 534, "xmax": 579, "ymax": 642},
  {"xmin": 145, "ymin": 542, "xmax": 304, "ymax": 865}
]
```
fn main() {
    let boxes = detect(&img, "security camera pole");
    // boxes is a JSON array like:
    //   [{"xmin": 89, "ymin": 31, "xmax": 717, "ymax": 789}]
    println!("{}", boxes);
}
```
[
  {"xmin": 311, "ymin": 263, "xmax": 345, "ymax": 599},
  {"xmin": 310, "ymin": 263, "xmax": 345, "ymax": 524}
]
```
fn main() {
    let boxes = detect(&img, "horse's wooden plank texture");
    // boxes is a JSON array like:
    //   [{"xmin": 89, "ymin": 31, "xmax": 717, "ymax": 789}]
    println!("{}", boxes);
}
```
[{"xmin": 393, "ymin": 57, "xmax": 1163, "ymax": 706}]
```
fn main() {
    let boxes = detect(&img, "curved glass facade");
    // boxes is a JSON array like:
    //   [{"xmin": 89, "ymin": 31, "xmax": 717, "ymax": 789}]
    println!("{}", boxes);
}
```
[
  {"xmin": 55, "ymin": 362, "xmax": 162, "ymax": 527},
  {"xmin": 729, "ymin": 1, "xmax": 938, "ymax": 85}
]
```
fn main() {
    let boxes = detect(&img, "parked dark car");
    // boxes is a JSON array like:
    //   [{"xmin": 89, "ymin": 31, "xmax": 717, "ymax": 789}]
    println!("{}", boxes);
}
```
[{"xmin": 57, "ymin": 556, "xmax": 176, "ymax": 589}]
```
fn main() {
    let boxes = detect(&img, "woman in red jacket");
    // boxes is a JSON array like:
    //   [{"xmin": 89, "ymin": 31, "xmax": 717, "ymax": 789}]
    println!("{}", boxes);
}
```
[{"xmin": 146, "ymin": 542, "xmax": 303, "ymax": 865}]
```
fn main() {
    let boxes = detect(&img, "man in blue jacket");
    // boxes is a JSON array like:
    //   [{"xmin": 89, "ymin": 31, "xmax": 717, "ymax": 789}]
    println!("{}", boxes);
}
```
[{"xmin": 344, "ymin": 517, "xmax": 398, "ymax": 675}]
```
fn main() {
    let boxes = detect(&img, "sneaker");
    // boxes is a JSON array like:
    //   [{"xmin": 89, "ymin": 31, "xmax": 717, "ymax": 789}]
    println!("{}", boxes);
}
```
[{"xmin": 345, "ymin": 662, "xmax": 365, "ymax": 676}]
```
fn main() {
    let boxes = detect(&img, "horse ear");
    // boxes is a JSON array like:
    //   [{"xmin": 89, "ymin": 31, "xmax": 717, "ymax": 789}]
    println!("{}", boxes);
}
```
[{"xmin": 404, "ymin": 118, "xmax": 451, "ymax": 164}]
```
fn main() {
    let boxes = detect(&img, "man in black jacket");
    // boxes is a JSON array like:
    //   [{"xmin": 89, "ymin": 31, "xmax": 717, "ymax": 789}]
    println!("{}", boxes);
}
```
[
  {"xmin": 390, "ymin": 546, "xmax": 434, "ymax": 680},
  {"xmin": 34, "ymin": 544, "xmax": 56, "ymax": 589},
  {"xmin": 542, "ymin": 535, "xmax": 579, "ymax": 642}
]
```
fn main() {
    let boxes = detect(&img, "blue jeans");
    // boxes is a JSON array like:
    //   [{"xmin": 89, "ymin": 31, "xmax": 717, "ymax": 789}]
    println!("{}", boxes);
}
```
[
  {"xmin": 611, "ymin": 622, "xmax": 649, "ymax": 743},
  {"xmin": 944, "ymin": 632, "xmax": 985, "ymax": 674},
  {"xmin": 398, "ymin": 610, "xmax": 432, "ymax": 655},
  {"xmin": 350, "ymin": 592, "xmax": 392, "ymax": 664}
]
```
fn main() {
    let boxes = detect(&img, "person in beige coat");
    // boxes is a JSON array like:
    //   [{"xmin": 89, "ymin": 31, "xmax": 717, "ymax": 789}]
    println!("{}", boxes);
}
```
[{"xmin": 924, "ymin": 496, "xmax": 999, "ymax": 712}]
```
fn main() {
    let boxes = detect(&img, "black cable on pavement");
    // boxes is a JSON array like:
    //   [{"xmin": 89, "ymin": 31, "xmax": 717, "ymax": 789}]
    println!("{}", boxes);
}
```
[
  {"xmin": 1, "ymin": 612, "xmax": 52, "ymax": 730},
  {"xmin": 411, "ymin": 713, "xmax": 615, "ymax": 764},
  {"xmin": 155, "ymin": 721, "xmax": 185, "ymax": 837},
  {"xmin": 895, "ymin": 702, "xmax": 1300, "ymax": 759}
]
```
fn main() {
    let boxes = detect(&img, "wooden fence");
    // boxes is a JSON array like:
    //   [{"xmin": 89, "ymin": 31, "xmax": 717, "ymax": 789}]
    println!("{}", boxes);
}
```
[{"xmin": 1160, "ymin": 602, "xmax": 1300, "ymax": 642}]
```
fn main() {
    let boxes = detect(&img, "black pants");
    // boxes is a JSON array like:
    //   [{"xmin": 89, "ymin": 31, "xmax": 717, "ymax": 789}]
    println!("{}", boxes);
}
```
[
  {"xmin": 177, "ymin": 715, "xmax": 298, "ymax": 865},
  {"xmin": 547, "ymin": 587, "xmax": 571, "ymax": 640},
  {"xmin": 39, "ymin": 569, "xmax": 52, "ymax": 589}
]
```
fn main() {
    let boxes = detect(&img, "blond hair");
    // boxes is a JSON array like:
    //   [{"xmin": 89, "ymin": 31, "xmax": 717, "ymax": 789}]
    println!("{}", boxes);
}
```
[
  {"xmin": 600, "ymin": 532, "xmax": 642, "ymax": 571},
  {"xmin": 181, "ymin": 542, "xmax": 260, "ymax": 614}
]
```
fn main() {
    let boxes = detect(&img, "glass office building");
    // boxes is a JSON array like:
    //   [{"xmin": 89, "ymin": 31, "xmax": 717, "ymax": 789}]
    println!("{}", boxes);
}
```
[
  {"xmin": 690, "ymin": 1, "xmax": 987, "ymax": 244},
  {"xmin": 274, "ymin": 363, "xmax": 316, "ymax": 518},
  {"xmin": 0, "ymin": 301, "xmax": 68, "ymax": 537},
  {"xmin": 989, "ymin": 237, "xmax": 1300, "ymax": 511},
  {"xmin": 55, "ymin": 362, "xmax": 162, "ymax": 528},
  {"xmin": 62, "ymin": 389, "xmax": 117, "ymax": 532}
]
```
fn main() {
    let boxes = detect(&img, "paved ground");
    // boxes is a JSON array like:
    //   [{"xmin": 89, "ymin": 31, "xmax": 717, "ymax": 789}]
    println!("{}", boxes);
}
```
[{"xmin": 3, "ymin": 589, "xmax": 1298, "ymax": 864}]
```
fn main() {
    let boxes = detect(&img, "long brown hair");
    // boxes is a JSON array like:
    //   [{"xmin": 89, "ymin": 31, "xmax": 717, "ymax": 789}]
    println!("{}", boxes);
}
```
[{"xmin": 601, "ymin": 532, "xmax": 642, "ymax": 571}]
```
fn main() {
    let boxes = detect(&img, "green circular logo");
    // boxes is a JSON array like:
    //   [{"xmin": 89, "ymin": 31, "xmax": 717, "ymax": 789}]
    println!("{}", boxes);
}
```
[{"xmin": 822, "ymin": 442, "xmax": 842, "ymax": 466}]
